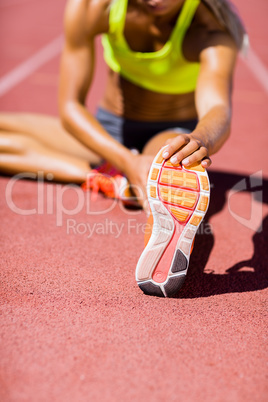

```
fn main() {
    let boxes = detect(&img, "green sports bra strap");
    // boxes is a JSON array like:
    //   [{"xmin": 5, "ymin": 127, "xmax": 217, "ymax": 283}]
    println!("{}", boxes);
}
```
[
  {"xmin": 109, "ymin": 0, "xmax": 128, "ymax": 36},
  {"xmin": 172, "ymin": 0, "xmax": 200, "ymax": 42},
  {"xmin": 108, "ymin": 0, "xmax": 200, "ymax": 51}
]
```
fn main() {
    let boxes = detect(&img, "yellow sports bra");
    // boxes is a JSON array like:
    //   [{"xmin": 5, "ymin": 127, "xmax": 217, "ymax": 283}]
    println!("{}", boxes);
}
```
[{"xmin": 102, "ymin": 0, "xmax": 200, "ymax": 94}]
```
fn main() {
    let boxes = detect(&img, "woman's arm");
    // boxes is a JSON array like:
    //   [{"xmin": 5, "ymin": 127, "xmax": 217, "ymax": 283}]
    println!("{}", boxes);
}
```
[
  {"xmin": 162, "ymin": 33, "xmax": 238, "ymax": 168},
  {"xmin": 58, "ymin": 0, "xmax": 133, "ymax": 172}
]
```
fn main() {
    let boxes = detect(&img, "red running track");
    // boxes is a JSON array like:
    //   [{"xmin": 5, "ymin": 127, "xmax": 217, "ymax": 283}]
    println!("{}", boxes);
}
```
[{"xmin": 0, "ymin": 1, "xmax": 267, "ymax": 401}]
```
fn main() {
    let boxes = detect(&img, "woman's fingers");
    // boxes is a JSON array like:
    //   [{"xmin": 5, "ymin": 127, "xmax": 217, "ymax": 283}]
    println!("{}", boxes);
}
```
[
  {"xmin": 162, "ymin": 134, "xmax": 211, "ymax": 167},
  {"xmin": 181, "ymin": 147, "xmax": 209, "ymax": 167},
  {"xmin": 170, "ymin": 140, "xmax": 201, "ymax": 165},
  {"xmin": 162, "ymin": 134, "xmax": 190, "ymax": 160},
  {"xmin": 201, "ymin": 157, "xmax": 212, "ymax": 168}
]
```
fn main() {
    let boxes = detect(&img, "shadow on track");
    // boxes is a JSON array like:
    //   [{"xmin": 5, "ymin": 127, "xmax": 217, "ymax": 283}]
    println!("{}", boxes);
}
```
[{"xmin": 177, "ymin": 170, "xmax": 268, "ymax": 299}]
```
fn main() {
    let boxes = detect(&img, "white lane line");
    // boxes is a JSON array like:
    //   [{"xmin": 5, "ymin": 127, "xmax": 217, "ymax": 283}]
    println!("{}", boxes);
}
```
[
  {"xmin": 241, "ymin": 47, "xmax": 268, "ymax": 95},
  {"xmin": 0, "ymin": 35, "xmax": 64, "ymax": 97}
]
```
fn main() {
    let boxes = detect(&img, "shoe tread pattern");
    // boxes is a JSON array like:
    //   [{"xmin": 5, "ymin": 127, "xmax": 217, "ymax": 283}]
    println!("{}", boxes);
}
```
[{"xmin": 136, "ymin": 146, "xmax": 210, "ymax": 297}]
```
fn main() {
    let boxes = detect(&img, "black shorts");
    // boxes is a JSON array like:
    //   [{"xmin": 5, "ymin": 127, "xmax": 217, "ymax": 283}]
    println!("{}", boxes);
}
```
[{"xmin": 96, "ymin": 107, "xmax": 197, "ymax": 153}]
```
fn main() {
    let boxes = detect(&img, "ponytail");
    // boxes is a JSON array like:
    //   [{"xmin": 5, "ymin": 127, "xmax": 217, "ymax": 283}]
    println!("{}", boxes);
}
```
[{"xmin": 201, "ymin": 0, "xmax": 248, "ymax": 51}]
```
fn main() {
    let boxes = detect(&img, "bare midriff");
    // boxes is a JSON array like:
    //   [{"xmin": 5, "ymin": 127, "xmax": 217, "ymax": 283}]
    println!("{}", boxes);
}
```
[{"xmin": 99, "ymin": 69, "xmax": 197, "ymax": 122}]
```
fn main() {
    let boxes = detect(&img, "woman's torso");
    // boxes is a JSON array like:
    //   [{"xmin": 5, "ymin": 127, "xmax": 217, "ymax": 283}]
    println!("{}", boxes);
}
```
[{"xmin": 90, "ymin": 0, "xmax": 224, "ymax": 121}]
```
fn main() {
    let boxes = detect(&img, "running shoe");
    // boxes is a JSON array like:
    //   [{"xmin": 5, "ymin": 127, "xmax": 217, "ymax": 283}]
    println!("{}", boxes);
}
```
[
  {"xmin": 82, "ymin": 169, "xmax": 117, "ymax": 198},
  {"xmin": 82, "ymin": 163, "xmax": 140, "ymax": 207},
  {"xmin": 135, "ymin": 146, "xmax": 210, "ymax": 297}
]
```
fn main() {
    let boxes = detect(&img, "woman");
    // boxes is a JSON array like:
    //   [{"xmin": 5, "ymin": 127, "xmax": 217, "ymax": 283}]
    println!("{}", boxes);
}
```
[{"xmin": 0, "ymin": 0, "xmax": 246, "ymax": 296}]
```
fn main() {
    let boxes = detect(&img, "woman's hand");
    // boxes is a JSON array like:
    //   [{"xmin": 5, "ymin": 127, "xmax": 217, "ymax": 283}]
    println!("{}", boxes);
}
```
[
  {"xmin": 124, "ymin": 153, "xmax": 154, "ymax": 211},
  {"xmin": 162, "ymin": 132, "xmax": 211, "ymax": 168}
]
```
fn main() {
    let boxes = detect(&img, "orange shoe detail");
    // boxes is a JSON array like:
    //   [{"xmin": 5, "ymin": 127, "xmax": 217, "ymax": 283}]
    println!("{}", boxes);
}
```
[
  {"xmin": 169, "ymin": 207, "xmax": 189, "ymax": 222},
  {"xmin": 190, "ymin": 236, "xmax": 195, "ymax": 254},
  {"xmin": 144, "ymin": 212, "xmax": 154, "ymax": 247},
  {"xmin": 155, "ymin": 151, "xmax": 164, "ymax": 164},
  {"xmin": 82, "ymin": 167, "xmax": 141, "ymax": 207},
  {"xmin": 200, "ymin": 175, "xmax": 209, "ymax": 191},
  {"xmin": 197, "ymin": 195, "xmax": 209, "ymax": 212},
  {"xmin": 82, "ymin": 170, "xmax": 116, "ymax": 198},
  {"xmin": 185, "ymin": 173, "xmax": 199, "ymax": 190},
  {"xmin": 150, "ymin": 168, "xmax": 160, "ymax": 181},
  {"xmin": 190, "ymin": 215, "xmax": 202, "ymax": 226},
  {"xmin": 98, "ymin": 175, "xmax": 117, "ymax": 198},
  {"xmin": 186, "ymin": 162, "xmax": 205, "ymax": 172},
  {"xmin": 122, "ymin": 185, "xmax": 133, "ymax": 198},
  {"xmin": 159, "ymin": 187, "xmax": 197, "ymax": 208},
  {"xmin": 150, "ymin": 186, "xmax": 157, "ymax": 198},
  {"xmin": 163, "ymin": 159, "xmax": 178, "ymax": 168},
  {"xmin": 160, "ymin": 169, "xmax": 198, "ymax": 190}
]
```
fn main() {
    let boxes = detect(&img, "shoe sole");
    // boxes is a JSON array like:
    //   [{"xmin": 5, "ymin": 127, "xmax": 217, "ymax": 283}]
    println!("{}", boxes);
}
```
[{"xmin": 135, "ymin": 146, "xmax": 210, "ymax": 297}]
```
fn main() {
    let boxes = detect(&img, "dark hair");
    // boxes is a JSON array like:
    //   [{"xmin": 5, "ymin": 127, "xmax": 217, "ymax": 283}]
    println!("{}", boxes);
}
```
[{"xmin": 202, "ymin": 0, "xmax": 247, "ymax": 50}]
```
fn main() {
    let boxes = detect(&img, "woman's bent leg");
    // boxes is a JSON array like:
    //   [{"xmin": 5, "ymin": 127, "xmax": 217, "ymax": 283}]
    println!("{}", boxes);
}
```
[
  {"xmin": 0, "ymin": 112, "xmax": 101, "ymax": 165},
  {"xmin": 0, "ymin": 132, "xmax": 91, "ymax": 183}
]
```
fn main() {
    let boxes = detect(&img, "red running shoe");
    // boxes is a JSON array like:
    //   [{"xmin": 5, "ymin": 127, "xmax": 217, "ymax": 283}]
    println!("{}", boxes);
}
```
[
  {"xmin": 82, "ymin": 164, "xmax": 140, "ymax": 207},
  {"xmin": 135, "ymin": 146, "xmax": 210, "ymax": 297}
]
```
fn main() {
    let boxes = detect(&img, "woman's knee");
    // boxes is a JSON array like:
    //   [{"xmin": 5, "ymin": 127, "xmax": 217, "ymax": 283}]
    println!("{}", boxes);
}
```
[
  {"xmin": 0, "ymin": 133, "xmax": 41, "ymax": 155},
  {"xmin": 142, "ymin": 129, "xmax": 189, "ymax": 155}
]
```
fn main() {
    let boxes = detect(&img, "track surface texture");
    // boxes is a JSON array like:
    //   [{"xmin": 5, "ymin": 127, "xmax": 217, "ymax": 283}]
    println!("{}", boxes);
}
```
[{"xmin": 0, "ymin": 1, "xmax": 267, "ymax": 401}]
